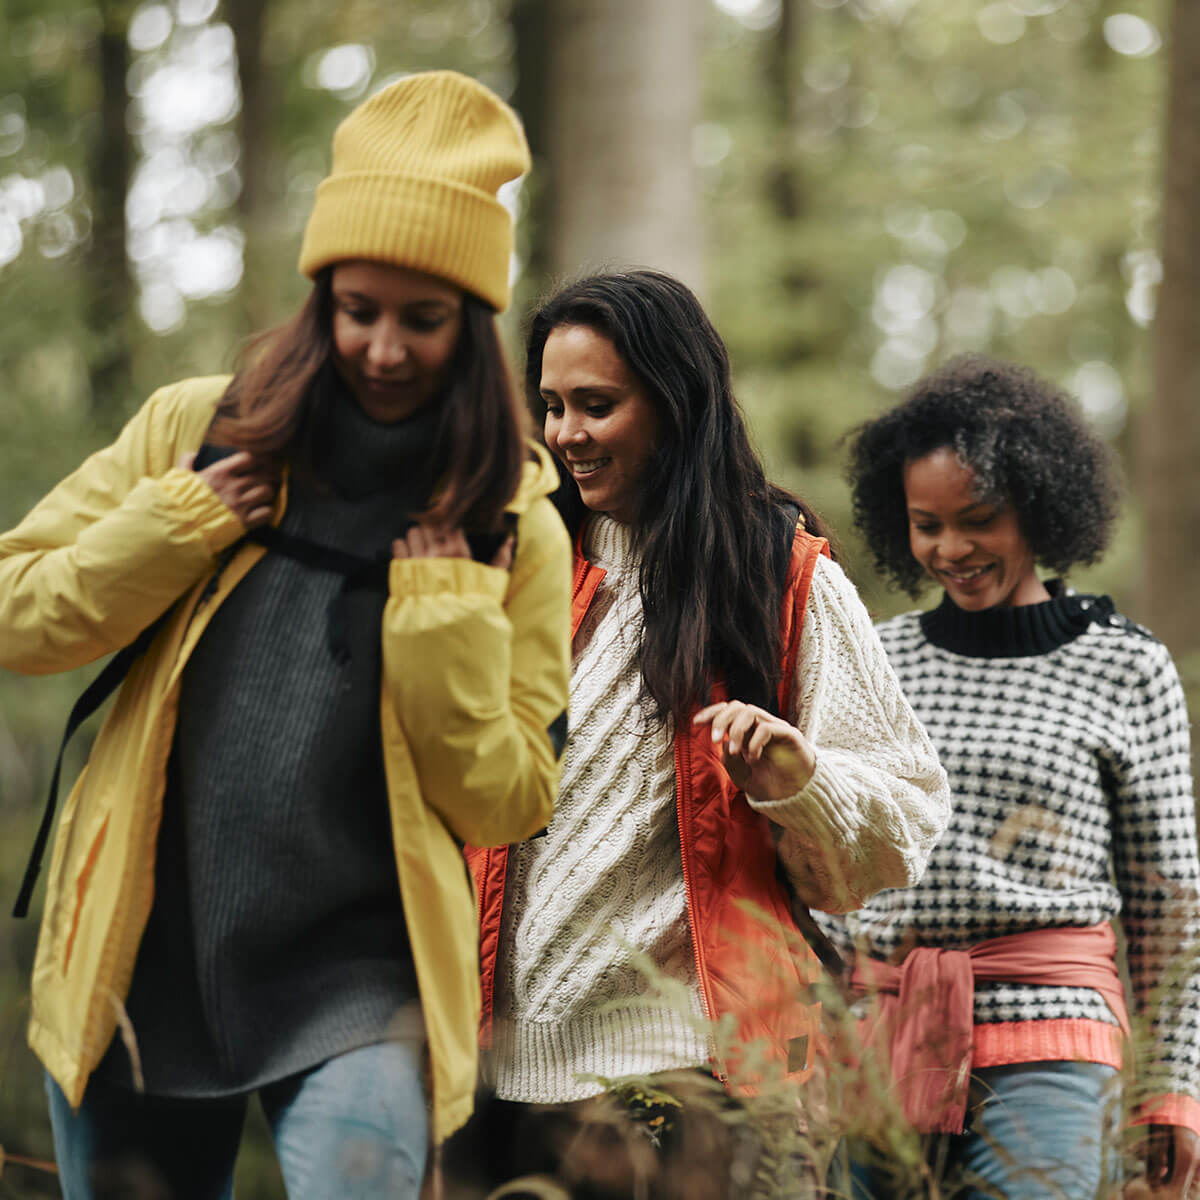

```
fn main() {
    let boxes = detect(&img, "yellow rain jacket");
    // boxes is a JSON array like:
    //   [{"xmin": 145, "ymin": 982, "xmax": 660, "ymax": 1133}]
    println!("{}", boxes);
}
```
[{"xmin": 0, "ymin": 376, "xmax": 571, "ymax": 1142}]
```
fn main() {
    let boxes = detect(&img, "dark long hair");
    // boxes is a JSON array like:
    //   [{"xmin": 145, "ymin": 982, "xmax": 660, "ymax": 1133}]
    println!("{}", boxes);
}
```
[
  {"xmin": 209, "ymin": 268, "xmax": 525, "ymax": 531},
  {"xmin": 525, "ymin": 269, "xmax": 828, "ymax": 721}
]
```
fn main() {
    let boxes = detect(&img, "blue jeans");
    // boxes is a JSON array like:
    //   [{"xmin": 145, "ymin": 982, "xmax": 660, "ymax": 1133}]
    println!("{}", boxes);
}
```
[
  {"xmin": 849, "ymin": 1061, "xmax": 1120, "ymax": 1199},
  {"xmin": 47, "ymin": 1041, "xmax": 429, "ymax": 1200}
]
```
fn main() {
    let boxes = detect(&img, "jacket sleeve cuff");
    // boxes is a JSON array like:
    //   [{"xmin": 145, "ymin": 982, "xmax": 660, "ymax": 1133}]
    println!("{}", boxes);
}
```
[
  {"xmin": 388, "ymin": 555, "xmax": 510, "ymax": 603},
  {"xmin": 1130, "ymin": 1094, "xmax": 1200, "ymax": 1139},
  {"xmin": 155, "ymin": 468, "xmax": 246, "ymax": 555}
]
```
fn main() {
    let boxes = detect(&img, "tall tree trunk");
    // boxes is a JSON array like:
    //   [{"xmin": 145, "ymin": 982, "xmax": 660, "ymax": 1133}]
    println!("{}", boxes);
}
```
[
  {"xmin": 87, "ymin": 0, "xmax": 134, "ymax": 427},
  {"xmin": 226, "ymin": 0, "xmax": 274, "ymax": 334},
  {"xmin": 764, "ymin": 0, "xmax": 805, "ymax": 224},
  {"xmin": 1141, "ymin": 0, "xmax": 1200, "ymax": 713},
  {"xmin": 510, "ymin": 0, "xmax": 552, "ymax": 299},
  {"xmin": 545, "ymin": 0, "xmax": 703, "ymax": 293}
]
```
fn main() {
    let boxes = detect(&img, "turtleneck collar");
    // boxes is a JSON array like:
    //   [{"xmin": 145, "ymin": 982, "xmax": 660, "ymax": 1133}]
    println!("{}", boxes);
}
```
[
  {"xmin": 582, "ymin": 512, "xmax": 640, "ymax": 573},
  {"xmin": 919, "ymin": 580, "xmax": 1115, "ymax": 658},
  {"xmin": 306, "ymin": 364, "xmax": 445, "ymax": 501}
]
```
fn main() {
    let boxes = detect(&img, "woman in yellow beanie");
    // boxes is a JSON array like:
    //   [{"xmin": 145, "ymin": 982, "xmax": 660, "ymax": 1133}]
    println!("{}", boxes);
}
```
[{"xmin": 2, "ymin": 70, "xmax": 570, "ymax": 1198}]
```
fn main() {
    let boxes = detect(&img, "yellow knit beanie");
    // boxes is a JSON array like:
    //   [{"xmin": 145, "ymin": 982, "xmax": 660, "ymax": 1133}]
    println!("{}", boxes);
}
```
[{"xmin": 298, "ymin": 70, "xmax": 531, "ymax": 312}]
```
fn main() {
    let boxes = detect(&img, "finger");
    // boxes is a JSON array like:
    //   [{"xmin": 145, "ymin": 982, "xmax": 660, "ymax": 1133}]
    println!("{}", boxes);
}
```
[
  {"xmin": 727, "ymin": 708, "xmax": 761, "ymax": 757},
  {"xmin": 490, "ymin": 534, "xmax": 515, "ymax": 570},
  {"xmin": 405, "ymin": 526, "xmax": 430, "ymax": 558},
  {"xmin": 244, "ymin": 484, "xmax": 276, "ymax": 509},
  {"xmin": 177, "ymin": 451, "xmax": 197, "ymax": 470},
  {"xmin": 392, "ymin": 538, "xmax": 408, "ymax": 559},
  {"xmin": 747, "ymin": 720, "xmax": 776, "ymax": 763},
  {"xmin": 1146, "ymin": 1127, "xmax": 1171, "ymax": 1185},
  {"xmin": 208, "ymin": 450, "xmax": 256, "ymax": 476},
  {"xmin": 708, "ymin": 702, "xmax": 745, "ymax": 745},
  {"xmin": 243, "ymin": 505, "xmax": 273, "ymax": 529},
  {"xmin": 693, "ymin": 704, "xmax": 728, "ymax": 726},
  {"xmin": 1169, "ymin": 1129, "xmax": 1200, "ymax": 1193},
  {"xmin": 440, "ymin": 529, "xmax": 471, "ymax": 559}
]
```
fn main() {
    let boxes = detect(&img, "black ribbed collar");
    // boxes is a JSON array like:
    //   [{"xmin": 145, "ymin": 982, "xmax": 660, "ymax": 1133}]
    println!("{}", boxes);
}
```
[{"xmin": 919, "ymin": 581, "xmax": 1115, "ymax": 658}]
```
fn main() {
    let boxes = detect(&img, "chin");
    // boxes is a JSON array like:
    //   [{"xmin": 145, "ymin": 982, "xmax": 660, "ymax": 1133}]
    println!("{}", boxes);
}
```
[
  {"xmin": 951, "ymin": 593, "xmax": 998, "ymax": 612},
  {"xmin": 576, "ymin": 487, "xmax": 610, "ymax": 514}
]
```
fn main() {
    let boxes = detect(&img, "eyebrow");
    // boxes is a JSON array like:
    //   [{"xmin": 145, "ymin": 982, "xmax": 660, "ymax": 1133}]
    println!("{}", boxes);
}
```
[
  {"xmin": 539, "ymin": 384, "xmax": 626, "ymax": 398},
  {"xmin": 907, "ymin": 501, "xmax": 993, "ymax": 517},
  {"xmin": 334, "ymin": 290, "xmax": 457, "ymax": 311}
]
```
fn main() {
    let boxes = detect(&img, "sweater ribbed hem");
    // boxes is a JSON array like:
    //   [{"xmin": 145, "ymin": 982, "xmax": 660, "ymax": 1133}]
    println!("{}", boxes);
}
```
[
  {"xmin": 972, "ymin": 1019, "xmax": 1123, "ymax": 1070},
  {"xmin": 1132, "ymin": 1094, "xmax": 1200, "ymax": 1138},
  {"xmin": 491, "ymin": 1004, "xmax": 711, "ymax": 1104}
]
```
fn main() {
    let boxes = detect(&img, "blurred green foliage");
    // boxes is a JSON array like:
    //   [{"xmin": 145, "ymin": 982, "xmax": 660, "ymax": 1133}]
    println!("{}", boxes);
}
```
[
  {"xmin": 0, "ymin": 0, "xmax": 1176, "ymax": 1192},
  {"xmin": 705, "ymin": 0, "xmax": 1164, "ymax": 616}
]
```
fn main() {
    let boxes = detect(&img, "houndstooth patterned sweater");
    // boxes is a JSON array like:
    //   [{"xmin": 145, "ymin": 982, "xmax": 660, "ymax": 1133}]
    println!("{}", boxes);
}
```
[{"xmin": 822, "ymin": 587, "xmax": 1200, "ymax": 1122}]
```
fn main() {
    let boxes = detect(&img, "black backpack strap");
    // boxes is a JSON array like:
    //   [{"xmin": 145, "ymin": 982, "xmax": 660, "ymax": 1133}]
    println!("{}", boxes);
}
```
[
  {"xmin": 11, "ymin": 524, "xmax": 387, "ymax": 916},
  {"xmin": 12, "ymin": 617, "xmax": 166, "ymax": 918},
  {"xmin": 14, "ymin": 444, "xmax": 522, "ymax": 916},
  {"xmin": 246, "ymin": 524, "xmax": 377, "ymax": 579},
  {"xmin": 8, "ymin": 442, "xmax": 240, "ymax": 917}
]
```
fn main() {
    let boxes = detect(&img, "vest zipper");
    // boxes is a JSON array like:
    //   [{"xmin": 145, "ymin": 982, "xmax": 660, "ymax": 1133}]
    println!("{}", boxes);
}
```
[
  {"xmin": 676, "ymin": 735, "xmax": 717, "ymax": 1031},
  {"xmin": 570, "ymin": 554, "xmax": 590, "ymax": 605},
  {"xmin": 477, "ymin": 847, "xmax": 494, "ymax": 1046}
]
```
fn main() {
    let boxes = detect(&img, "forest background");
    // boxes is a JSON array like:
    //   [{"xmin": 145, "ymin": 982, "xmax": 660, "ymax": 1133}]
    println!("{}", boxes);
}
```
[{"xmin": 0, "ymin": 0, "xmax": 1198, "ymax": 1194}]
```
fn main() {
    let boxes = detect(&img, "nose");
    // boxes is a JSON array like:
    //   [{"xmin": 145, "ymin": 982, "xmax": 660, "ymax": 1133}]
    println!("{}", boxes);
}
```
[
  {"xmin": 936, "ymin": 527, "xmax": 974, "ymax": 562},
  {"xmin": 367, "ymin": 322, "xmax": 408, "ymax": 372},
  {"xmin": 553, "ymin": 410, "xmax": 590, "ymax": 452}
]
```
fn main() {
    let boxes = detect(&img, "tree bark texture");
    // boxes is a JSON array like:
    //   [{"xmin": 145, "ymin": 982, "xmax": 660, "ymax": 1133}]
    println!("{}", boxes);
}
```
[
  {"xmin": 226, "ymin": 0, "xmax": 275, "ymax": 334},
  {"xmin": 764, "ymin": 0, "xmax": 805, "ymax": 224},
  {"xmin": 1141, "ymin": 0, "xmax": 1200, "ymax": 667},
  {"xmin": 511, "ymin": 0, "xmax": 552, "ymax": 292},
  {"xmin": 545, "ymin": 0, "xmax": 703, "ymax": 293},
  {"xmin": 87, "ymin": 0, "xmax": 134, "ymax": 425}
]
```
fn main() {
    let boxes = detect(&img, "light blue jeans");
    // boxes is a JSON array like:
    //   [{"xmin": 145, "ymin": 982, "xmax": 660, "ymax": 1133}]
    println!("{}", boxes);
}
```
[
  {"xmin": 849, "ymin": 1061, "xmax": 1120, "ymax": 1199},
  {"xmin": 47, "ymin": 1041, "xmax": 429, "ymax": 1200}
]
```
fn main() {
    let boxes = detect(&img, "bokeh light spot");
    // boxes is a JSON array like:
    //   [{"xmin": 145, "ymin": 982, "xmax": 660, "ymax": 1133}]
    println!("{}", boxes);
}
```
[{"xmin": 1103, "ymin": 14, "xmax": 1161, "ymax": 57}]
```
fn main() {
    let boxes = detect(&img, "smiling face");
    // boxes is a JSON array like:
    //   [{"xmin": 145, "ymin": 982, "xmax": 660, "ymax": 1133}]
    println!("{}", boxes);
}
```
[
  {"xmin": 903, "ymin": 445, "xmax": 1049, "ymax": 610},
  {"xmin": 330, "ymin": 260, "xmax": 464, "ymax": 423},
  {"xmin": 539, "ymin": 324, "xmax": 660, "ymax": 524}
]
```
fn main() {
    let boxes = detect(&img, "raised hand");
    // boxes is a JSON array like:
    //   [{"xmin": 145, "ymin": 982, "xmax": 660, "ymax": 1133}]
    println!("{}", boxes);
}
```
[
  {"xmin": 392, "ymin": 523, "xmax": 514, "ymax": 569},
  {"xmin": 178, "ymin": 450, "xmax": 278, "ymax": 530},
  {"xmin": 692, "ymin": 700, "xmax": 817, "ymax": 801},
  {"xmin": 1124, "ymin": 1124, "xmax": 1200, "ymax": 1198}
]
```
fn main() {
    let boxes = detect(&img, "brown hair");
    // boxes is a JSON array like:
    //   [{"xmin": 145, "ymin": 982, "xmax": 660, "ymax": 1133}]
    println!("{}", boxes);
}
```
[{"xmin": 209, "ymin": 268, "xmax": 527, "ymax": 531}]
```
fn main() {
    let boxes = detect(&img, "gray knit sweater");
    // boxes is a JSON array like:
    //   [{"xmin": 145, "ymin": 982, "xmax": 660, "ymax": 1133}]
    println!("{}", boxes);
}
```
[{"xmin": 100, "ymin": 376, "xmax": 440, "ymax": 1095}]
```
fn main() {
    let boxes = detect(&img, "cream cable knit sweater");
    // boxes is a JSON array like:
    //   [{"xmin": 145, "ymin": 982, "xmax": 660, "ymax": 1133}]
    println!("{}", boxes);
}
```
[{"xmin": 492, "ymin": 515, "xmax": 948, "ymax": 1104}]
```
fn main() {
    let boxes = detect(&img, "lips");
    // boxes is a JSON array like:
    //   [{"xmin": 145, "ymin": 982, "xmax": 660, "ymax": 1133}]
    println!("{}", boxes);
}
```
[
  {"xmin": 363, "ymin": 375, "xmax": 415, "ymax": 389},
  {"xmin": 566, "ymin": 457, "xmax": 611, "ymax": 478},
  {"xmin": 939, "ymin": 564, "xmax": 994, "ymax": 584}
]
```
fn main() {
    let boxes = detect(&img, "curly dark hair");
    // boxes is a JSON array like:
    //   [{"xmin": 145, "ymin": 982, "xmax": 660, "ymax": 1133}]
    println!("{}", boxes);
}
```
[{"xmin": 846, "ymin": 354, "xmax": 1121, "ymax": 597}]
